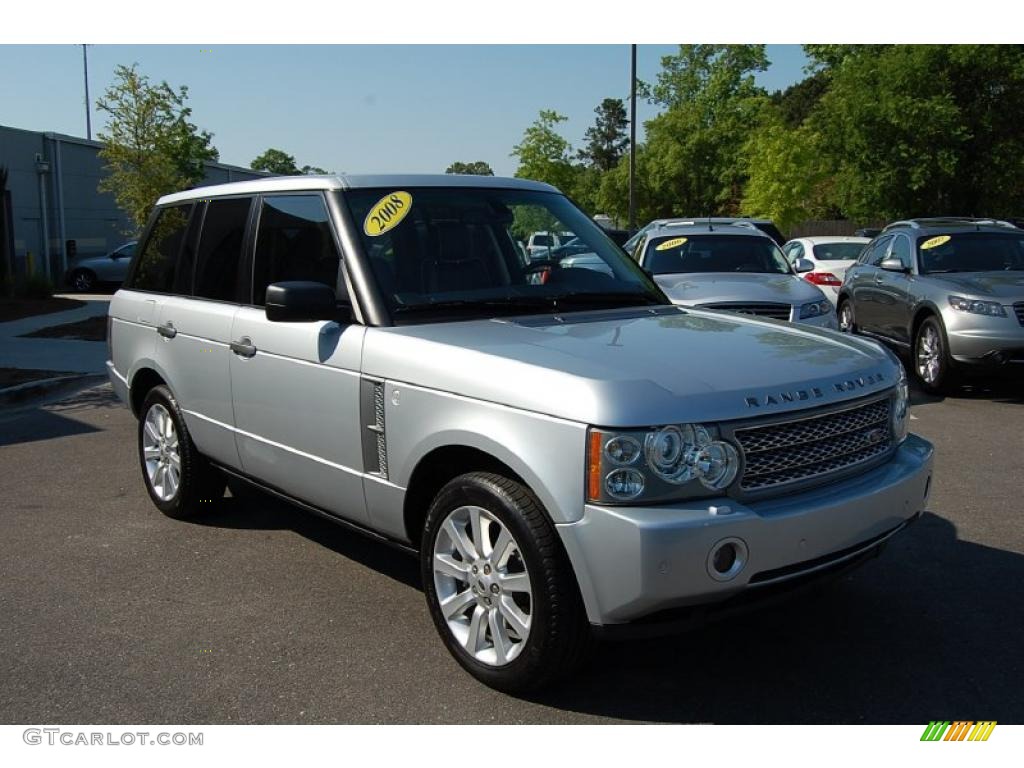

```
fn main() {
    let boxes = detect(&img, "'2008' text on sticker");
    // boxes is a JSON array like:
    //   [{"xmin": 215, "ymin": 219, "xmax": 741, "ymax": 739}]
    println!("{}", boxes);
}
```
[{"xmin": 364, "ymin": 192, "xmax": 412, "ymax": 237}]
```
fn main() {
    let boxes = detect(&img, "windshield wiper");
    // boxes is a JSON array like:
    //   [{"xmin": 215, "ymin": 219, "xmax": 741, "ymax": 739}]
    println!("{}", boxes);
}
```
[
  {"xmin": 548, "ymin": 291, "xmax": 664, "ymax": 309},
  {"xmin": 392, "ymin": 296, "xmax": 555, "ymax": 315}
]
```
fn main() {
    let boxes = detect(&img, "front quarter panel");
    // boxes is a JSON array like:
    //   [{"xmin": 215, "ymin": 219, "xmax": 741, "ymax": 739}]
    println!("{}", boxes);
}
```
[{"xmin": 380, "ymin": 380, "xmax": 588, "ymax": 537}]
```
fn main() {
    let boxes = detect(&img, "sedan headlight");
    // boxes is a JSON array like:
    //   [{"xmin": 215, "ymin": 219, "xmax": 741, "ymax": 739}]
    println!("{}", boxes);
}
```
[
  {"xmin": 588, "ymin": 424, "xmax": 740, "ymax": 504},
  {"xmin": 892, "ymin": 363, "xmax": 910, "ymax": 444},
  {"xmin": 948, "ymin": 295, "xmax": 1006, "ymax": 317},
  {"xmin": 799, "ymin": 299, "xmax": 833, "ymax": 319}
]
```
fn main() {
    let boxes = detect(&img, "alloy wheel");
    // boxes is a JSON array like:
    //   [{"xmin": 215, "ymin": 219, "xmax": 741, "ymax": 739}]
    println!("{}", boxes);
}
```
[
  {"xmin": 838, "ymin": 302, "xmax": 854, "ymax": 333},
  {"xmin": 917, "ymin": 325, "xmax": 941, "ymax": 385},
  {"xmin": 142, "ymin": 403, "xmax": 181, "ymax": 501},
  {"xmin": 432, "ymin": 505, "xmax": 533, "ymax": 667}
]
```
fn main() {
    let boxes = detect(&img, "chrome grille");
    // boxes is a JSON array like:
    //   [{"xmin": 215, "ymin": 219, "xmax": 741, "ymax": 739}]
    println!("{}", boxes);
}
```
[
  {"xmin": 700, "ymin": 302, "xmax": 792, "ymax": 321},
  {"xmin": 734, "ymin": 397, "xmax": 892, "ymax": 492},
  {"xmin": 1014, "ymin": 302, "xmax": 1024, "ymax": 326}
]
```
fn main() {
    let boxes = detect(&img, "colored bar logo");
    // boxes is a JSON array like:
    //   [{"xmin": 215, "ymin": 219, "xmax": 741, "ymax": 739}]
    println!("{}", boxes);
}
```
[{"xmin": 920, "ymin": 721, "xmax": 997, "ymax": 741}]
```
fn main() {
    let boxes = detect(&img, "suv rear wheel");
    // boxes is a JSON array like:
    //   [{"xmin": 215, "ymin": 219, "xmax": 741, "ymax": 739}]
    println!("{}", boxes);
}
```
[
  {"xmin": 421, "ymin": 472, "xmax": 590, "ymax": 692},
  {"xmin": 138, "ymin": 385, "xmax": 226, "ymax": 519},
  {"xmin": 915, "ymin": 316, "xmax": 959, "ymax": 394}
]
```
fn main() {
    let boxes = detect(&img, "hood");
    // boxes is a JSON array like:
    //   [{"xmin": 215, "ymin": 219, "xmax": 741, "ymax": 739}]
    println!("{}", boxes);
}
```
[
  {"xmin": 653, "ymin": 272, "xmax": 826, "ymax": 306},
  {"xmin": 925, "ymin": 272, "xmax": 1024, "ymax": 301},
  {"xmin": 362, "ymin": 307, "xmax": 898, "ymax": 426}
]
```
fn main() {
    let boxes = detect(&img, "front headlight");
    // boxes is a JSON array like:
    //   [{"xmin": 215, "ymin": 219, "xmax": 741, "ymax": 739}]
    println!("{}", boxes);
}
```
[
  {"xmin": 892, "ymin": 363, "xmax": 910, "ymax": 444},
  {"xmin": 587, "ymin": 424, "xmax": 740, "ymax": 504},
  {"xmin": 799, "ymin": 299, "xmax": 833, "ymax": 319},
  {"xmin": 948, "ymin": 295, "xmax": 1006, "ymax": 317}
]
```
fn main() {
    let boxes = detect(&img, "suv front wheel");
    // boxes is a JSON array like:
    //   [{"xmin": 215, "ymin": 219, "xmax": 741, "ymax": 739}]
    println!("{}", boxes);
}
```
[
  {"xmin": 421, "ymin": 472, "xmax": 590, "ymax": 692},
  {"xmin": 837, "ymin": 298, "xmax": 856, "ymax": 333},
  {"xmin": 914, "ymin": 316, "xmax": 959, "ymax": 394}
]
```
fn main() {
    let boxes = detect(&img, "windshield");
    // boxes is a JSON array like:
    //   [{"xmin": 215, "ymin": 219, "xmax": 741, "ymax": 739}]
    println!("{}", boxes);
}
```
[
  {"xmin": 812, "ymin": 242, "xmax": 866, "ymax": 261},
  {"xmin": 344, "ymin": 187, "xmax": 666, "ymax": 322},
  {"xmin": 644, "ymin": 234, "xmax": 793, "ymax": 276},
  {"xmin": 917, "ymin": 232, "xmax": 1024, "ymax": 273}
]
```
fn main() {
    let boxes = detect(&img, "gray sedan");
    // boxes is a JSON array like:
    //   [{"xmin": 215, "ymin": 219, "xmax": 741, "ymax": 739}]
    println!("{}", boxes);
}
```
[
  {"xmin": 837, "ymin": 218, "xmax": 1024, "ymax": 393},
  {"xmin": 66, "ymin": 241, "xmax": 137, "ymax": 292},
  {"xmin": 633, "ymin": 222, "xmax": 837, "ymax": 327}
]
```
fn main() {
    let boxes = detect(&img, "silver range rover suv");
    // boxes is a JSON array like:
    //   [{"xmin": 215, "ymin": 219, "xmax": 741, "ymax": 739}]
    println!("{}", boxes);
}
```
[{"xmin": 108, "ymin": 175, "xmax": 934, "ymax": 692}]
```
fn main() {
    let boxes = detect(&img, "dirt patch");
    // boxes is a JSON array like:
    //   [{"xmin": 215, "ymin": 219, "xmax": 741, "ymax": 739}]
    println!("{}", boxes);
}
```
[
  {"xmin": 0, "ymin": 297, "xmax": 86, "ymax": 323},
  {"xmin": 21, "ymin": 315, "xmax": 107, "ymax": 342},
  {"xmin": 0, "ymin": 367, "xmax": 72, "ymax": 389}
]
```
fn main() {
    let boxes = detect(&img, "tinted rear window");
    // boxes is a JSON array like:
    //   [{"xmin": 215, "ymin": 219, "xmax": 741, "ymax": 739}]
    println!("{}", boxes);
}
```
[
  {"xmin": 193, "ymin": 197, "xmax": 252, "ymax": 302},
  {"xmin": 127, "ymin": 204, "xmax": 192, "ymax": 293},
  {"xmin": 812, "ymin": 242, "xmax": 866, "ymax": 261}
]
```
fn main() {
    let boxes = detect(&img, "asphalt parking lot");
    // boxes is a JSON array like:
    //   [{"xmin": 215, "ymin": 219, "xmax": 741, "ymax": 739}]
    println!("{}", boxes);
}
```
[{"xmin": 0, "ymin": 378, "xmax": 1021, "ymax": 724}]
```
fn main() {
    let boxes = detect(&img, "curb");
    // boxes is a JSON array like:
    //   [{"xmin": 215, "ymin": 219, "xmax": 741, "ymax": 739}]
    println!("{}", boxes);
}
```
[{"xmin": 0, "ymin": 374, "xmax": 107, "ymax": 410}]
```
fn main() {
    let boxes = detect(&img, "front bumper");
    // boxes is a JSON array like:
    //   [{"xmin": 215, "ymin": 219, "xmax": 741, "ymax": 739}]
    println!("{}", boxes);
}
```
[
  {"xmin": 556, "ymin": 433, "xmax": 933, "ymax": 626},
  {"xmin": 945, "ymin": 314, "xmax": 1024, "ymax": 367}
]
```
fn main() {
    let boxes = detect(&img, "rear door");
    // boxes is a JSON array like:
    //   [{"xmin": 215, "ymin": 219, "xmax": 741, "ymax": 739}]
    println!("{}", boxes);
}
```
[
  {"xmin": 848, "ymin": 234, "xmax": 892, "ymax": 334},
  {"xmin": 153, "ymin": 196, "xmax": 252, "ymax": 470},
  {"xmin": 874, "ymin": 233, "xmax": 915, "ymax": 344},
  {"xmin": 229, "ymin": 193, "xmax": 368, "ymax": 524}
]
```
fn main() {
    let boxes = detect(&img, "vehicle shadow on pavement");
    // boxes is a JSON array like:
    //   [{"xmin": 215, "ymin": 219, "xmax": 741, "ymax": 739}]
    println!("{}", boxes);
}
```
[
  {"xmin": 189, "ymin": 479, "xmax": 422, "ymax": 591},
  {"xmin": 520, "ymin": 511, "xmax": 1024, "ymax": 723},
  {"xmin": 0, "ymin": 383, "xmax": 119, "ymax": 447}
]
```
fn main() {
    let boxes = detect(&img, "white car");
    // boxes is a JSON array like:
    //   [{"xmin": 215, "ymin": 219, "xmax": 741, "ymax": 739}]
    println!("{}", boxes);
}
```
[
  {"xmin": 783, "ymin": 236, "xmax": 870, "ymax": 306},
  {"xmin": 525, "ymin": 231, "xmax": 574, "ymax": 260}
]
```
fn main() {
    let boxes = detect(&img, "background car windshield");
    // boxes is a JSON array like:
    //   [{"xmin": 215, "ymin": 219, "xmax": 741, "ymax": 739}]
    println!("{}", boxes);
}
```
[
  {"xmin": 917, "ymin": 232, "xmax": 1024, "ymax": 273},
  {"xmin": 645, "ymin": 234, "xmax": 792, "ymax": 275},
  {"xmin": 532, "ymin": 234, "xmax": 554, "ymax": 246},
  {"xmin": 344, "ymin": 187, "xmax": 665, "ymax": 318},
  {"xmin": 812, "ymin": 242, "xmax": 864, "ymax": 261}
]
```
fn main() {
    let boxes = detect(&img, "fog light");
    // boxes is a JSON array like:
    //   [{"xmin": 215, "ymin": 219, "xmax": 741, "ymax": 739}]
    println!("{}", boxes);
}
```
[
  {"xmin": 707, "ymin": 537, "xmax": 748, "ymax": 582},
  {"xmin": 712, "ymin": 543, "xmax": 737, "ymax": 574},
  {"xmin": 604, "ymin": 468, "xmax": 645, "ymax": 500}
]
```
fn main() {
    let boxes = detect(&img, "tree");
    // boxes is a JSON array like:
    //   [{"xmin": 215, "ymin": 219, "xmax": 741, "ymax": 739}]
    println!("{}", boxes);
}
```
[
  {"xmin": 251, "ymin": 148, "xmax": 300, "ymax": 175},
  {"xmin": 96, "ymin": 64, "xmax": 219, "ymax": 230},
  {"xmin": 445, "ymin": 161, "xmax": 494, "ymax": 176},
  {"xmin": 301, "ymin": 165, "xmax": 329, "ymax": 175},
  {"xmin": 511, "ymin": 110, "xmax": 577, "ymax": 192},
  {"xmin": 578, "ymin": 98, "xmax": 629, "ymax": 172}
]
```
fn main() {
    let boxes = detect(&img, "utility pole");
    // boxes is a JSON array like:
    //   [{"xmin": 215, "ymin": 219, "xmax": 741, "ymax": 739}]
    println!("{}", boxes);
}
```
[
  {"xmin": 628, "ymin": 44, "xmax": 637, "ymax": 232},
  {"xmin": 82, "ymin": 44, "xmax": 92, "ymax": 140}
]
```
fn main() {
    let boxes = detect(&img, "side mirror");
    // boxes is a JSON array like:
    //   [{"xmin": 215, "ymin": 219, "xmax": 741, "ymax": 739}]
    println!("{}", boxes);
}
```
[
  {"xmin": 793, "ymin": 258, "xmax": 814, "ymax": 274},
  {"xmin": 879, "ymin": 258, "xmax": 909, "ymax": 273},
  {"xmin": 265, "ymin": 281, "xmax": 345, "ymax": 322}
]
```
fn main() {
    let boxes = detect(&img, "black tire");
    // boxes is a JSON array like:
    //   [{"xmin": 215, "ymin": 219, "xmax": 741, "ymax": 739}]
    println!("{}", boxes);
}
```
[
  {"xmin": 70, "ymin": 269, "xmax": 96, "ymax": 292},
  {"xmin": 914, "ymin": 316, "xmax": 959, "ymax": 395},
  {"xmin": 137, "ymin": 385, "xmax": 226, "ymax": 519},
  {"xmin": 421, "ymin": 472, "xmax": 591, "ymax": 692},
  {"xmin": 837, "ymin": 297, "xmax": 857, "ymax": 334}
]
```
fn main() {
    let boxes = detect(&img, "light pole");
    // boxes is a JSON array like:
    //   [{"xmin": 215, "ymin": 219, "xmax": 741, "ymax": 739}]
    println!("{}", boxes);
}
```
[
  {"xmin": 82, "ymin": 44, "xmax": 92, "ymax": 140},
  {"xmin": 628, "ymin": 44, "xmax": 637, "ymax": 232}
]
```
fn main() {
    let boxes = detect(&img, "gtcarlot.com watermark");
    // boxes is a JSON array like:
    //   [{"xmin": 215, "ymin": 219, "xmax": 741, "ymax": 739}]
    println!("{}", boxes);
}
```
[{"xmin": 23, "ymin": 728, "xmax": 203, "ymax": 746}]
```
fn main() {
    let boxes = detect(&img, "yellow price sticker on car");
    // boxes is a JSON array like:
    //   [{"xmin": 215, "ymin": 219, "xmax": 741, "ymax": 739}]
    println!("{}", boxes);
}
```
[
  {"xmin": 655, "ymin": 237, "xmax": 688, "ymax": 251},
  {"xmin": 363, "ymin": 191, "xmax": 412, "ymax": 237},
  {"xmin": 920, "ymin": 235, "xmax": 951, "ymax": 250}
]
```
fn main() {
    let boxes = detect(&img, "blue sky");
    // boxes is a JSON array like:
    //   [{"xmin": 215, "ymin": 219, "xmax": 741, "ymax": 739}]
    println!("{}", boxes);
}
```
[{"xmin": 0, "ymin": 45, "xmax": 808, "ymax": 176}]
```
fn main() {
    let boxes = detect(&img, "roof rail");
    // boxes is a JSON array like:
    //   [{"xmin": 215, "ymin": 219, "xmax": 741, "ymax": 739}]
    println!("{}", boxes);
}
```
[{"xmin": 882, "ymin": 220, "xmax": 919, "ymax": 231}]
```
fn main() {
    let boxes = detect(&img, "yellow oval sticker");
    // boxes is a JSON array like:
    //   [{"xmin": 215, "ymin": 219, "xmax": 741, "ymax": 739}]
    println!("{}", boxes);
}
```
[
  {"xmin": 920, "ymin": 235, "xmax": 951, "ymax": 250},
  {"xmin": 656, "ymin": 237, "xmax": 688, "ymax": 251},
  {"xmin": 363, "ymin": 191, "xmax": 412, "ymax": 237}
]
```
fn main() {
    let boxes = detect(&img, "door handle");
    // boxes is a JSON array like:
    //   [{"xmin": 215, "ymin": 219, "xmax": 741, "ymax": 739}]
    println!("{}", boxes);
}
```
[
  {"xmin": 230, "ymin": 337, "xmax": 257, "ymax": 358},
  {"xmin": 157, "ymin": 322, "xmax": 177, "ymax": 339}
]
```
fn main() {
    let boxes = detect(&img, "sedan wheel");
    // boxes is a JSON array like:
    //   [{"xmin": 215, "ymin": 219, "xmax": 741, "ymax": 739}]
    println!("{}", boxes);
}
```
[
  {"xmin": 432, "ymin": 505, "xmax": 532, "ymax": 666},
  {"xmin": 71, "ymin": 269, "xmax": 95, "ymax": 292}
]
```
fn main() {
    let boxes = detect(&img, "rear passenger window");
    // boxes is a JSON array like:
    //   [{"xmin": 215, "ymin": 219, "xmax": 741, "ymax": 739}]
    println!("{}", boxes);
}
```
[
  {"xmin": 127, "ymin": 204, "xmax": 192, "ymax": 293},
  {"xmin": 193, "ymin": 197, "xmax": 252, "ymax": 302},
  {"xmin": 252, "ymin": 195, "xmax": 340, "ymax": 306}
]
